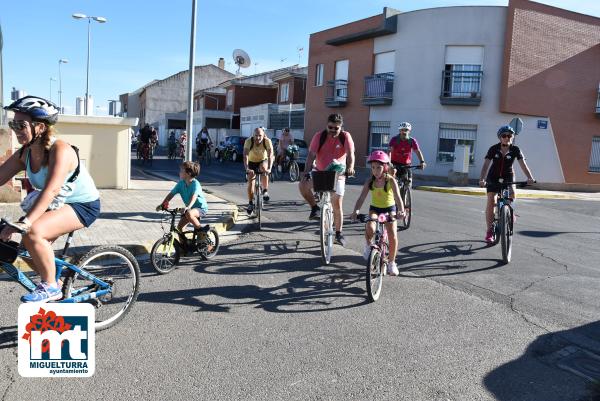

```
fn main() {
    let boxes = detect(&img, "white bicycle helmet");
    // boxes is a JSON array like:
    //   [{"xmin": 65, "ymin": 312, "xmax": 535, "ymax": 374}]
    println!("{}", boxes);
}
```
[
  {"xmin": 398, "ymin": 122, "xmax": 412, "ymax": 131},
  {"xmin": 4, "ymin": 95, "xmax": 59, "ymax": 125}
]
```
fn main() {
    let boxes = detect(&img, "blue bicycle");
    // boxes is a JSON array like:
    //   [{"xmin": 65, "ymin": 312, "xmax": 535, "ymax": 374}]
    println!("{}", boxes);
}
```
[{"xmin": 0, "ymin": 219, "xmax": 140, "ymax": 331}]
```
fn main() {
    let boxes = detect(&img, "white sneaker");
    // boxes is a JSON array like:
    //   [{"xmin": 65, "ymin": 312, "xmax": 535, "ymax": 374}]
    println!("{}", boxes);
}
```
[
  {"xmin": 387, "ymin": 261, "xmax": 399, "ymax": 276},
  {"xmin": 363, "ymin": 245, "xmax": 371, "ymax": 261}
]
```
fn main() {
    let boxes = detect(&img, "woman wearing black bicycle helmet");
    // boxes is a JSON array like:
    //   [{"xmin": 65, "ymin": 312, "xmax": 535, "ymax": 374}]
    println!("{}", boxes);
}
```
[
  {"xmin": 479, "ymin": 125, "xmax": 535, "ymax": 243},
  {"xmin": 0, "ymin": 95, "xmax": 100, "ymax": 302}
]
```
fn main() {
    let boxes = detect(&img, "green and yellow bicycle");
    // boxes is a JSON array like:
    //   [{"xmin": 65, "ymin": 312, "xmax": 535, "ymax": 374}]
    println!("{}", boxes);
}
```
[{"xmin": 150, "ymin": 207, "xmax": 220, "ymax": 274}]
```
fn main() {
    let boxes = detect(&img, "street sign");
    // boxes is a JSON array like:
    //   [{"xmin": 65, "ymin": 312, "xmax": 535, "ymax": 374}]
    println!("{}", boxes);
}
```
[
  {"xmin": 509, "ymin": 117, "xmax": 524, "ymax": 134},
  {"xmin": 537, "ymin": 120, "xmax": 548, "ymax": 129}
]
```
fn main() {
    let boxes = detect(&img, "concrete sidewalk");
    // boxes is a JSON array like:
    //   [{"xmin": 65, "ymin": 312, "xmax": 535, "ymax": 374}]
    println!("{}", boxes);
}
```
[{"xmin": 0, "ymin": 178, "xmax": 238, "ymax": 263}]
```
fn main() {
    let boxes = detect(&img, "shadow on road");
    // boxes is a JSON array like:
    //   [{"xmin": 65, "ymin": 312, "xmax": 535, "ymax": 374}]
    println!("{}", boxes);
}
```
[
  {"xmin": 396, "ymin": 240, "xmax": 504, "ymax": 277},
  {"xmin": 518, "ymin": 230, "xmax": 600, "ymax": 238},
  {"xmin": 484, "ymin": 320, "xmax": 600, "ymax": 401},
  {"xmin": 139, "ymin": 236, "xmax": 369, "ymax": 314}
]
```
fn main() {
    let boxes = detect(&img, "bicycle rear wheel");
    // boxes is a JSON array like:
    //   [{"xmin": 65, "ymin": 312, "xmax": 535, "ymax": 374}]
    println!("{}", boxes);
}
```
[
  {"xmin": 199, "ymin": 228, "xmax": 220, "ymax": 260},
  {"xmin": 500, "ymin": 205, "xmax": 513, "ymax": 263},
  {"xmin": 150, "ymin": 235, "xmax": 180, "ymax": 274},
  {"xmin": 273, "ymin": 163, "xmax": 281, "ymax": 180},
  {"xmin": 63, "ymin": 245, "xmax": 140, "ymax": 331},
  {"xmin": 366, "ymin": 249, "xmax": 383, "ymax": 302},
  {"xmin": 401, "ymin": 186, "xmax": 412, "ymax": 229},
  {"xmin": 320, "ymin": 203, "xmax": 334, "ymax": 265},
  {"xmin": 289, "ymin": 161, "xmax": 300, "ymax": 182}
]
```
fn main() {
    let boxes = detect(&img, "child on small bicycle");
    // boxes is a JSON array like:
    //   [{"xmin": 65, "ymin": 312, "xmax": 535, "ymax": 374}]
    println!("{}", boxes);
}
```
[
  {"xmin": 156, "ymin": 161, "xmax": 209, "ymax": 233},
  {"xmin": 351, "ymin": 150, "xmax": 406, "ymax": 276}
]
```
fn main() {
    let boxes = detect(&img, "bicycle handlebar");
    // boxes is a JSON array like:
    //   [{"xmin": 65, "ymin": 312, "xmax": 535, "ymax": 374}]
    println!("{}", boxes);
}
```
[
  {"xmin": 494, "ymin": 180, "xmax": 536, "ymax": 188},
  {"xmin": 392, "ymin": 164, "xmax": 423, "ymax": 170},
  {"xmin": 158, "ymin": 207, "xmax": 186, "ymax": 214}
]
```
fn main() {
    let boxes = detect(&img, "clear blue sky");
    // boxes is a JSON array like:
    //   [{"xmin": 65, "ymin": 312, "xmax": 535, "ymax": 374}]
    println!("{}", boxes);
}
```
[{"xmin": 1, "ymin": 0, "xmax": 598, "ymax": 115}]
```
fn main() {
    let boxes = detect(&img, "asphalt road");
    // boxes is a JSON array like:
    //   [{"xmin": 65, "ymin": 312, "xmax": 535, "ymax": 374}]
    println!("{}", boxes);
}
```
[{"xmin": 0, "ymin": 153, "xmax": 598, "ymax": 401}]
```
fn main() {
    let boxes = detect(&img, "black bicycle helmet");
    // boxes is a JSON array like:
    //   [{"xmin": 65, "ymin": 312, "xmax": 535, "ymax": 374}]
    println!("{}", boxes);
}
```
[
  {"xmin": 4, "ymin": 95, "xmax": 59, "ymax": 125},
  {"xmin": 497, "ymin": 125, "xmax": 515, "ymax": 138}
]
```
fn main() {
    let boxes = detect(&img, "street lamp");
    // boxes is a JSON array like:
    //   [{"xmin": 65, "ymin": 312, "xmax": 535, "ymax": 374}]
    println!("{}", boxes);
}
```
[
  {"xmin": 49, "ymin": 78, "xmax": 57, "ymax": 102},
  {"xmin": 72, "ymin": 13, "xmax": 107, "ymax": 116},
  {"xmin": 58, "ymin": 59, "xmax": 68, "ymax": 113}
]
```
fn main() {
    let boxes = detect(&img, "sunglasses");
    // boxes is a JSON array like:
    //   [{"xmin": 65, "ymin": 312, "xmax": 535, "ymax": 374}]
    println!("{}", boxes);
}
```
[
  {"xmin": 501, "ymin": 134, "xmax": 513, "ymax": 139},
  {"xmin": 327, "ymin": 125, "xmax": 341, "ymax": 131},
  {"xmin": 8, "ymin": 120, "xmax": 29, "ymax": 131}
]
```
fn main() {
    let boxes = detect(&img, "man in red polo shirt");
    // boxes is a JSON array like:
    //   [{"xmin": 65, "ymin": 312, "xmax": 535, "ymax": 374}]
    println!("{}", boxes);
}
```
[{"xmin": 299, "ymin": 113, "xmax": 355, "ymax": 247}]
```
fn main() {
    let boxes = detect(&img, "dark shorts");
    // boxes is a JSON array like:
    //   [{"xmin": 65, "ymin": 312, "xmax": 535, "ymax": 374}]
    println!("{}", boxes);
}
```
[
  {"xmin": 369, "ymin": 205, "xmax": 396, "ymax": 215},
  {"xmin": 248, "ymin": 160, "xmax": 267, "ymax": 173},
  {"xmin": 68, "ymin": 199, "xmax": 101, "ymax": 227},
  {"xmin": 486, "ymin": 177, "xmax": 516, "ymax": 196},
  {"xmin": 392, "ymin": 163, "xmax": 412, "ymax": 183}
]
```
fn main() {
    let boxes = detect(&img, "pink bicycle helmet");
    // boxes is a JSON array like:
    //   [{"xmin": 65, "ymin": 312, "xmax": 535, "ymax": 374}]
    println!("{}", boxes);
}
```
[{"xmin": 367, "ymin": 150, "xmax": 390, "ymax": 164}]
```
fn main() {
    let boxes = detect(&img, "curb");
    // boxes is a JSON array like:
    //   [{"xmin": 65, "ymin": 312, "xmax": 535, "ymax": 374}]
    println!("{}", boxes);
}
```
[
  {"xmin": 414, "ymin": 186, "xmax": 579, "ymax": 200},
  {"xmin": 13, "ymin": 169, "xmax": 240, "ymax": 271}
]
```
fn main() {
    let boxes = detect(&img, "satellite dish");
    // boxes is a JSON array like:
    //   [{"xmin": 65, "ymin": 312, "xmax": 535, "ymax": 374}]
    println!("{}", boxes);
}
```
[{"xmin": 232, "ymin": 49, "xmax": 251, "ymax": 75}]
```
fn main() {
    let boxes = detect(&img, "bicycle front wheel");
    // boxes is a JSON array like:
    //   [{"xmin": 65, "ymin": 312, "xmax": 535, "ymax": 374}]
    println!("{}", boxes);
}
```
[
  {"xmin": 255, "ymin": 183, "xmax": 262, "ymax": 230},
  {"xmin": 500, "ymin": 206, "xmax": 513, "ymax": 263},
  {"xmin": 320, "ymin": 203, "xmax": 334, "ymax": 265},
  {"xmin": 64, "ymin": 245, "xmax": 140, "ymax": 331},
  {"xmin": 150, "ymin": 235, "xmax": 180, "ymax": 274},
  {"xmin": 366, "ymin": 249, "xmax": 383, "ymax": 302},
  {"xmin": 289, "ymin": 161, "xmax": 300, "ymax": 182}
]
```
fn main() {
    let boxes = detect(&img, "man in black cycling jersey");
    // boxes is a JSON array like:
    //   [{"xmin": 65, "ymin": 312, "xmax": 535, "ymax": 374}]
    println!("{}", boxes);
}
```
[{"xmin": 479, "ymin": 125, "xmax": 535, "ymax": 243}]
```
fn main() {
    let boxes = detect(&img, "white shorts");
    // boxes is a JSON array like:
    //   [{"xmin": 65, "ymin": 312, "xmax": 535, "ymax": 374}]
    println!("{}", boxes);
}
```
[{"xmin": 310, "ymin": 171, "xmax": 346, "ymax": 197}]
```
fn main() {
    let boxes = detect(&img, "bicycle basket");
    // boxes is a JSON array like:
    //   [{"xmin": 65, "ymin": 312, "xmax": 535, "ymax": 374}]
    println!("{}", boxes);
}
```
[
  {"xmin": 0, "ymin": 240, "xmax": 19, "ymax": 263},
  {"xmin": 312, "ymin": 171, "xmax": 337, "ymax": 192}
]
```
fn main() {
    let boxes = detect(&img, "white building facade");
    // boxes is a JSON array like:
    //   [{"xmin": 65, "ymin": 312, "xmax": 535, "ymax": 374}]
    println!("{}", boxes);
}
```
[{"xmin": 368, "ymin": 6, "xmax": 563, "ymax": 182}]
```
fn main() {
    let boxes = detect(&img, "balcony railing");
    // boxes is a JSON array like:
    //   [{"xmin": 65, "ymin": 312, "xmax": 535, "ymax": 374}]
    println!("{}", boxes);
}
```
[
  {"xmin": 325, "ymin": 80, "xmax": 348, "ymax": 107},
  {"xmin": 440, "ymin": 70, "xmax": 483, "ymax": 106},
  {"xmin": 362, "ymin": 73, "xmax": 394, "ymax": 106}
]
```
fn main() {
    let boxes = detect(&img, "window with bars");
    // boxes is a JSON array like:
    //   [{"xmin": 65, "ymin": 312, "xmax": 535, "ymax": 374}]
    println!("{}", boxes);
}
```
[
  {"xmin": 437, "ymin": 123, "xmax": 477, "ymax": 164},
  {"xmin": 368, "ymin": 122, "xmax": 391, "ymax": 154},
  {"xmin": 442, "ymin": 64, "xmax": 482, "ymax": 98},
  {"xmin": 589, "ymin": 137, "xmax": 600, "ymax": 172}
]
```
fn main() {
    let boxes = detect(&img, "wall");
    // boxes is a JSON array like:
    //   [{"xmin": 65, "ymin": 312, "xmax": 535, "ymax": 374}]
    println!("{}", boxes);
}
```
[
  {"xmin": 292, "ymin": 77, "xmax": 307, "ymax": 105},
  {"xmin": 276, "ymin": 77, "xmax": 307, "ymax": 105},
  {"xmin": 370, "ymin": 6, "xmax": 564, "ymax": 183},
  {"xmin": 305, "ymin": 14, "xmax": 382, "ymax": 164},
  {"xmin": 143, "ymin": 65, "xmax": 234, "ymax": 127},
  {"xmin": 55, "ymin": 115, "xmax": 138, "ymax": 189},
  {"xmin": 500, "ymin": 0, "xmax": 600, "ymax": 185},
  {"xmin": 229, "ymin": 86, "xmax": 278, "ymax": 115},
  {"xmin": 0, "ymin": 125, "xmax": 22, "ymax": 202}
]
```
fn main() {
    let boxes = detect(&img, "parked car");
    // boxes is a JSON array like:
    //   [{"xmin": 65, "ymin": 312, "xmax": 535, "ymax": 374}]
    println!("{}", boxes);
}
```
[
  {"xmin": 215, "ymin": 136, "xmax": 245, "ymax": 162},
  {"xmin": 272, "ymin": 138, "xmax": 308, "ymax": 168}
]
